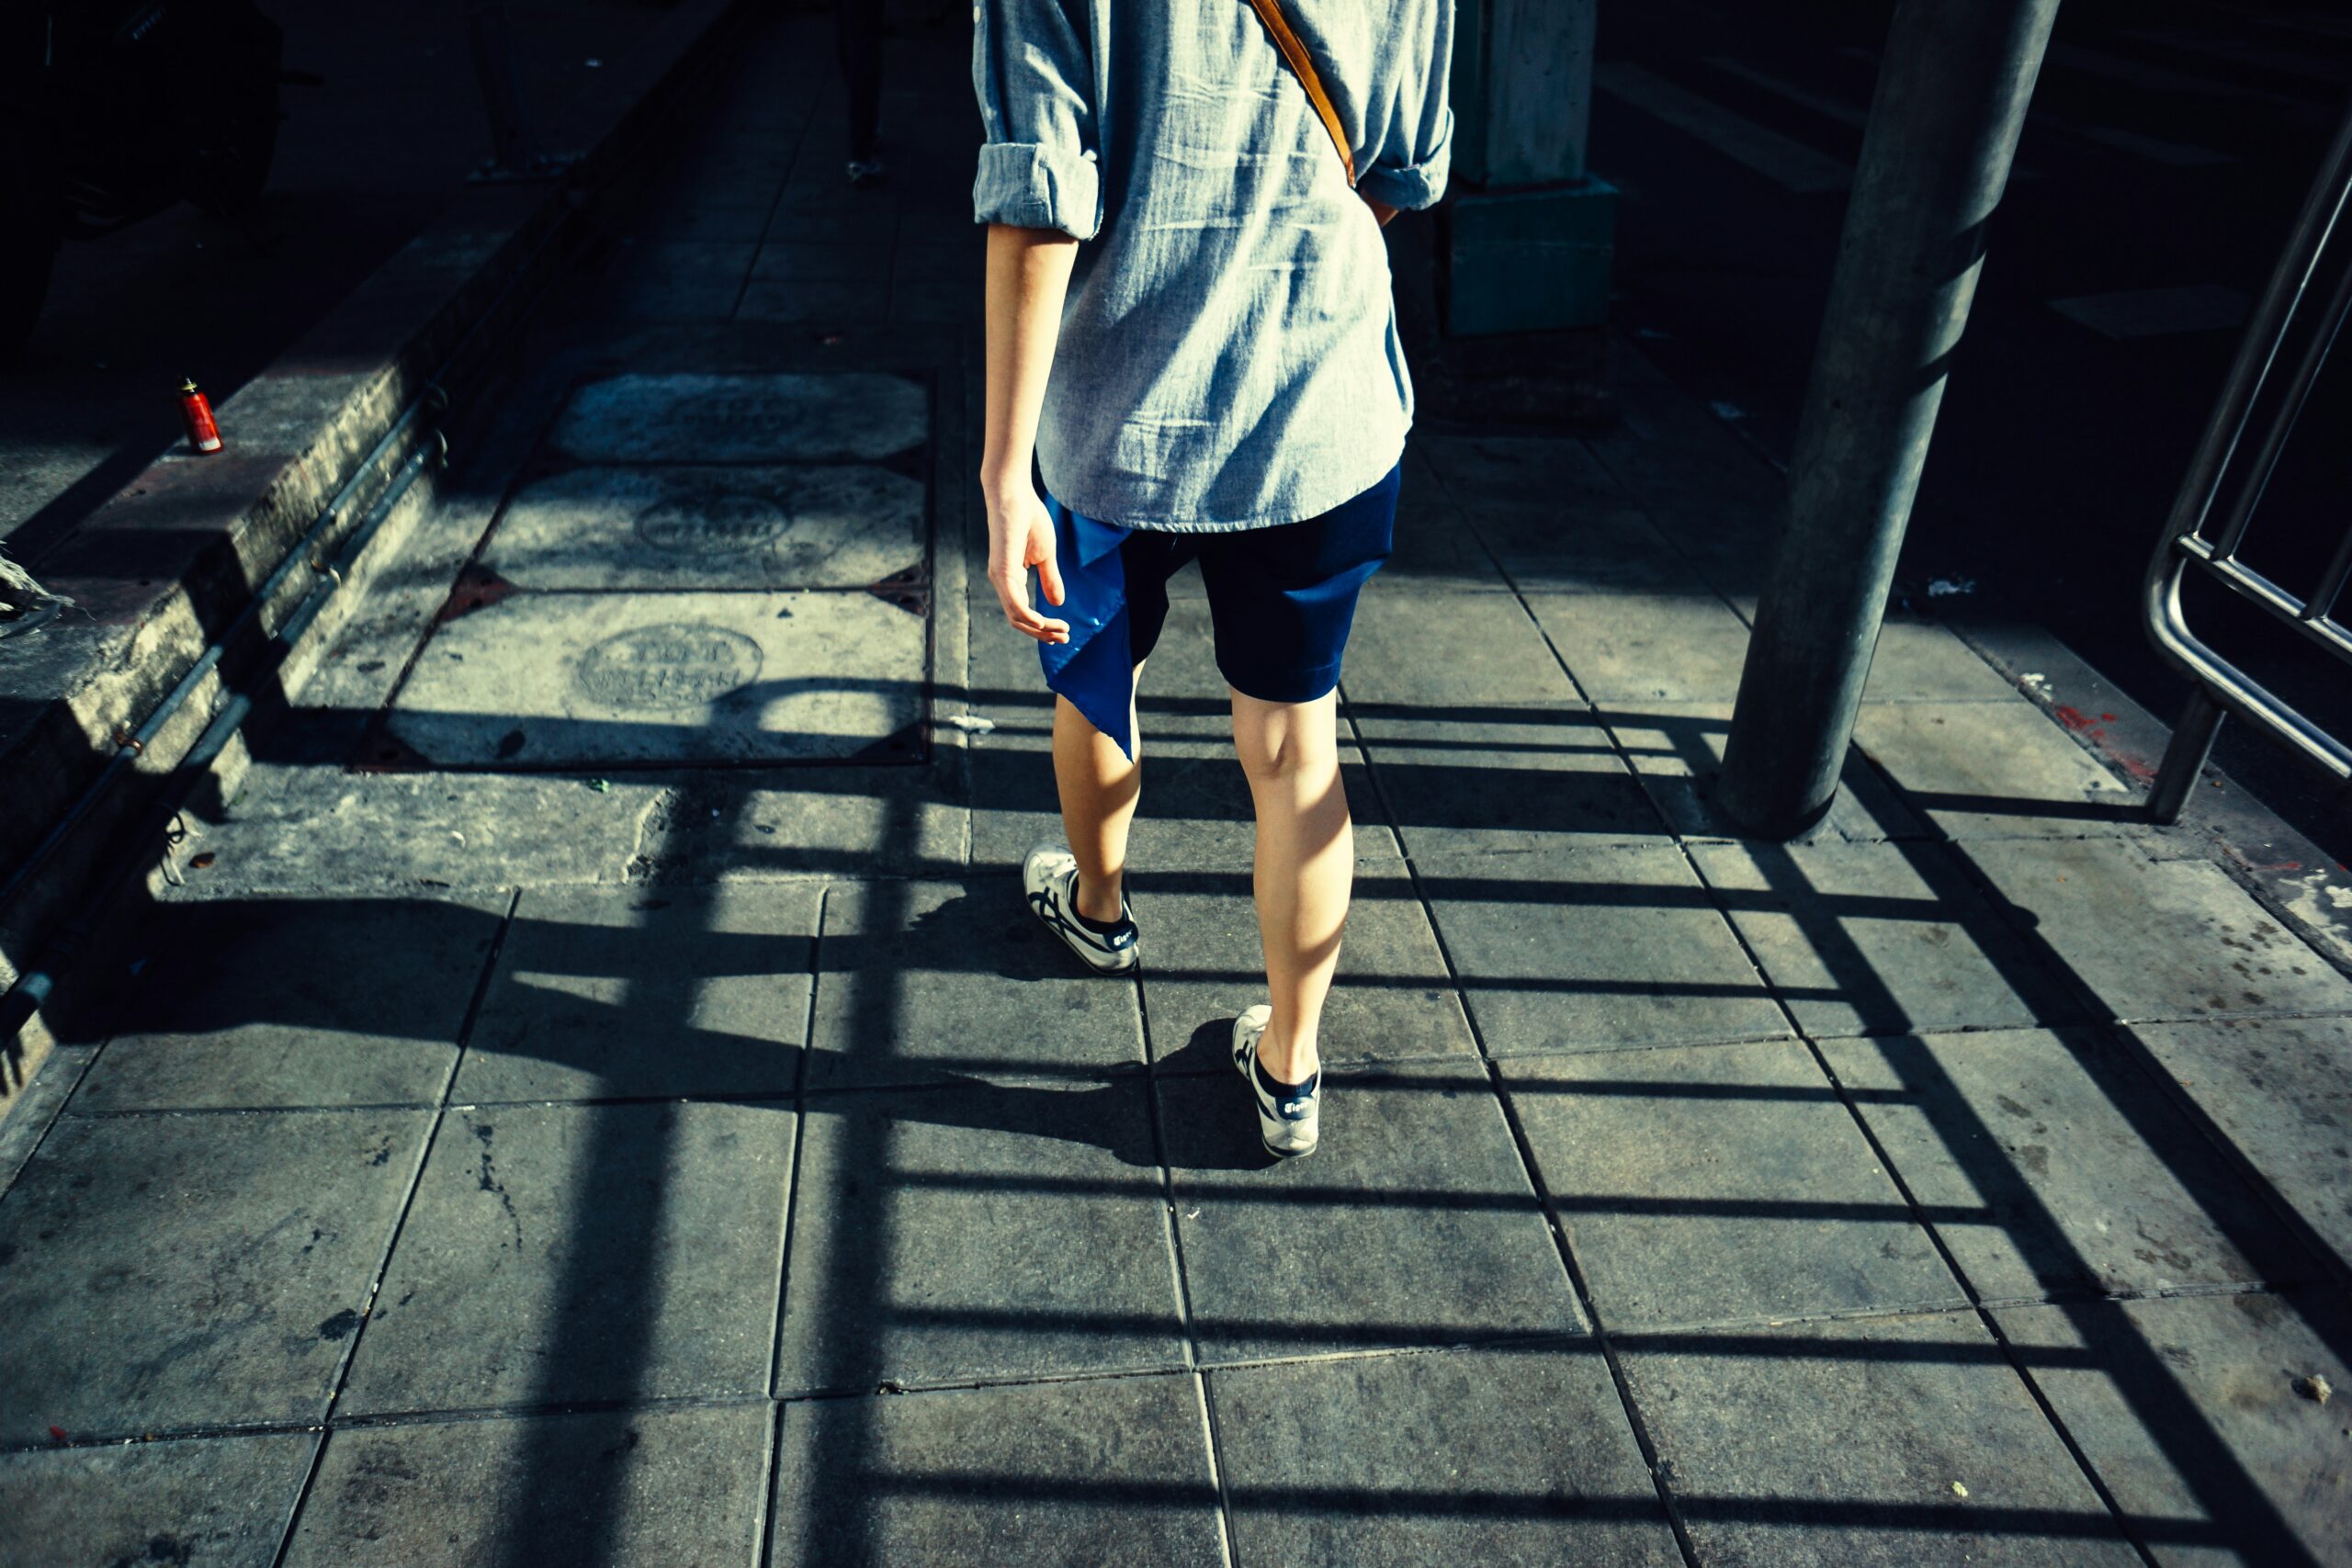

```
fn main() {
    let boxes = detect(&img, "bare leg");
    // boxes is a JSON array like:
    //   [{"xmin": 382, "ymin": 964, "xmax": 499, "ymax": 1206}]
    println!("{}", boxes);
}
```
[
  {"xmin": 1231, "ymin": 687, "xmax": 1351, "ymax": 1083},
  {"xmin": 1051, "ymin": 676, "xmax": 1142, "ymax": 924}
]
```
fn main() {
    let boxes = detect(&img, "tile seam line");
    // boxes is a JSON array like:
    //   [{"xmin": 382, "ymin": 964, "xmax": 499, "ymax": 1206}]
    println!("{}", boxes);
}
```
[
  {"xmin": 1134, "ymin": 941, "xmax": 1243, "ymax": 1562},
  {"xmin": 764, "ymin": 1325, "xmax": 1622, "ymax": 1404},
  {"xmin": 268, "ymin": 882, "xmax": 525, "ymax": 1568},
  {"xmin": 751, "ymin": 1399, "xmax": 786, "ymax": 1568},
  {"xmin": 1336, "ymin": 699, "xmax": 1704, "ymax": 1568},
  {"xmin": 1577, "ymin": 1280, "xmax": 2301, "ymax": 1342},
  {"xmin": 1799, "ymin": 1029, "xmax": 2164, "ymax": 1568},
  {"xmin": 765, "ymin": 880, "xmax": 823, "ymax": 1403},
  {"xmin": 0, "ymin": 1040, "xmax": 106, "ymax": 1207},
  {"xmin": 15, "ymin": 1337, "xmax": 1727, "ymax": 1454},
  {"xmin": 11, "ymin": 1269, "xmax": 2290, "ymax": 1457},
  {"xmin": 725, "ymin": 86, "xmax": 818, "ymax": 321}
]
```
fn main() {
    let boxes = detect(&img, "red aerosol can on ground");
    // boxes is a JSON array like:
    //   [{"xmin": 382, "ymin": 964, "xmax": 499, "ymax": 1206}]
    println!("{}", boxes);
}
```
[{"xmin": 178, "ymin": 378, "xmax": 223, "ymax": 454}]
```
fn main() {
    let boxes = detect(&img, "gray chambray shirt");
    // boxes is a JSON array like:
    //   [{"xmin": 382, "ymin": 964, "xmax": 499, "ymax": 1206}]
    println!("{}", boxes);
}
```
[{"xmin": 972, "ymin": 0, "xmax": 1453, "ymax": 531}]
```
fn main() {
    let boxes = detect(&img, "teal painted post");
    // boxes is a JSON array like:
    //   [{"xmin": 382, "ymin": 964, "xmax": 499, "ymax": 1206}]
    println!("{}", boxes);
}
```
[{"xmin": 1442, "ymin": 0, "xmax": 1617, "ymax": 336}]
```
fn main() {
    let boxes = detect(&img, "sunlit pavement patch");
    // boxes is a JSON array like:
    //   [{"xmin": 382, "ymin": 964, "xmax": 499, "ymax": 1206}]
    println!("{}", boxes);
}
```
[
  {"xmin": 548, "ymin": 371, "xmax": 928, "ymax": 463},
  {"xmin": 484, "ymin": 463, "xmax": 924, "ymax": 591},
  {"xmin": 383, "ymin": 592, "xmax": 925, "ymax": 767}
]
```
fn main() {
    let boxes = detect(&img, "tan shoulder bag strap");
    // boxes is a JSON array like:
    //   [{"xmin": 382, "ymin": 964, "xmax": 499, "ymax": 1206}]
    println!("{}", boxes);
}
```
[{"xmin": 1242, "ymin": 0, "xmax": 1358, "ymax": 187}]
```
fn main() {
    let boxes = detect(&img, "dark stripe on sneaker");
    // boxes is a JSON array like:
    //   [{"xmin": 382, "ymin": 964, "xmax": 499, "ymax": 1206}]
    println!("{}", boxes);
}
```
[
  {"xmin": 1252, "ymin": 1054, "xmax": 1318, "ymax": 1122},
  {"xmin": 1031, "ymin": 874, "xmax": 1136, "ymax": 957}
]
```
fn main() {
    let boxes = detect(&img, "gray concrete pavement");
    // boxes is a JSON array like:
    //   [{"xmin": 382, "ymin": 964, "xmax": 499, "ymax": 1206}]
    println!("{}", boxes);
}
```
[{"xmin": 1, "ymin": 10, "xmax": 2349, "ymax": 1566}]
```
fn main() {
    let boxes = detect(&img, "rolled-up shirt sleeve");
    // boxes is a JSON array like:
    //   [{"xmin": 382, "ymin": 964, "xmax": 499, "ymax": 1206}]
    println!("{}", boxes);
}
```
[
  {"xmin": 1356, "ymin": 0, "xmax": 1453, "ymax": 212},
  {"xmin": 972, "ymin": 0, "xmax": 1102, "ymax": 239}
]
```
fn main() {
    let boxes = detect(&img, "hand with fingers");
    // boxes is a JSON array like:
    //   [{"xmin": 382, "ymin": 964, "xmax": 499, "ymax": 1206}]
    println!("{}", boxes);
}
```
[{"xmin": 987, "ymin": 482, "xmax": 1070, "ymax": 644}]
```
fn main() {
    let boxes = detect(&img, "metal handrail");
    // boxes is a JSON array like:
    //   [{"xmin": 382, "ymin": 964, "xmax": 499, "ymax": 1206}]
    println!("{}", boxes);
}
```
[{"xmin": 2142, "ymin": 98, "xmax": 2352, "ymax": 823}]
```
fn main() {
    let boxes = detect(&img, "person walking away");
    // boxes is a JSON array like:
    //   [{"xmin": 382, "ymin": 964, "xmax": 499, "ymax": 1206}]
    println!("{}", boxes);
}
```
[{"xmin": 972, "ymin": 0, "xmax": 1453, "ymax": 1157}]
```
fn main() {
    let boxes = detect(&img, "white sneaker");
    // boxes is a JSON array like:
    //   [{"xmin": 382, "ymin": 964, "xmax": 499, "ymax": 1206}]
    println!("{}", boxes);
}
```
[
  {"xmin": 1023, "ymin": 844, "xmax": 1139, "ymax": 975},
  {"xmin": 1232, "ymin": 1004, "xmax": 1318, "ymax": 1159}
]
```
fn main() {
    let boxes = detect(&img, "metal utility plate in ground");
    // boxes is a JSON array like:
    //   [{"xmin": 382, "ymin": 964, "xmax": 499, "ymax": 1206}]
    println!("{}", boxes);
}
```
[
  {"xmin": 482, "ymin": 464, "xmax": 925, "ymax": 591},
  {"xmin": 382, "ymin": 592, "xmax": 925, "ymax": 768},
  {"xmin": 548, "ymin": 372, "xmax": 929, "ymax": 463}
]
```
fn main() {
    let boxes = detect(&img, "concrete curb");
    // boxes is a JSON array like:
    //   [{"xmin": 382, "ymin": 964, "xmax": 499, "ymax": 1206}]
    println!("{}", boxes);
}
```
[{"xmin": 0, "ymin": 0, "xmax": 763, "ymax": 1100}]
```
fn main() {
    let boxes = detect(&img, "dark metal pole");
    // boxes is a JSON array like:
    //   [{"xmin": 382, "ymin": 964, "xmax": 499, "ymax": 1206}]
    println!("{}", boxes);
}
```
[
  {"xmin": 1715, "ymin": 0, "xmax": 2062, "ymax": 836},
  {"xmin": 2148, "ymin": 688, "xmax": 2225, "ymax": 824},
  {"xmin": 464, "ymin": 0, "xmax": 539, "ymax": 177}
]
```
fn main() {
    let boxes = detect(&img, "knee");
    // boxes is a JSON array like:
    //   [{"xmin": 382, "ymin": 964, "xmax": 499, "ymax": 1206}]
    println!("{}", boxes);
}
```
[{"xmin": 1234, "ymin": 704, "xmax": 1338, "ymax": 789}]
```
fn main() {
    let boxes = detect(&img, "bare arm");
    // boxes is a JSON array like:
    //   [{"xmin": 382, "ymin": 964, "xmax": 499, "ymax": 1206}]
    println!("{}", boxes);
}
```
[{"xmin": 982, "ymin": 222, "xmax": 1080, "ymax": 644}]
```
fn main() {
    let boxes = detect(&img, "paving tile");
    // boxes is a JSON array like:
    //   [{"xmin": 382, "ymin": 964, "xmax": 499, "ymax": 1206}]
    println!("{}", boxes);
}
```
[
  {"xmin": 1601, "ymin": 699, "xmax": 1924, "ymax": 842},
  {"xmin": 770, "ymin": 1373, "xmax": 1225, "ymax": 1566},
  {"xmin": 601, "ymin": 241, "xmax": 756, "ymax": 321},
  {"xmin": 483, "ymin": 462, "xmax": 925, "ymax": 592},
  {"xmin": 697, "ymin": 773, "xmax": 968, "ymax": 882},
  {"xmin": 1690, "ymin": 840, "xmax": 2081, "ymax": 1038},
  {"xmin": 1419, "ymin": 432, "xmax": 1644, "ymax": 523},
  {"xmin": 183, "ymin": 768, "xmax": 658, "ymax": 892},
  {"xmin": 1995, "ymin": 1293, "xmax": 2352, "ymax": 1567},
  {"xmin": 1419, "ymin": 844, "xmax": 1791, "ymax": 1054},
  {"xmin": 1502, "ymin": 1042, "xmax": 1962, "ymax": 1327},
  {"xmin": 1130, "ymin": 864, "xmax": 1476, "ymax": 1073},
  {"xmin": 627, "ymin": 201, "xmax": 774, "ymax": 242},
  {"xmin": 605, "ymin": 239, "xmax": 761, "ymax": 279},
  {"xmin": 2121, "ymin": 1016, "xmax": 2352, "ymax": 1271},
  {"xmin": 456, "ymin": 882, "xmax": 818, "ymax": 1102},
  {"xmin": 1211, "ymin": 1348, "xmax": 1682, "ymax": 1566},
  {"xmin": 1617, "ymin": 1311, "xmax": 2141, "ymax": 1566},
  {"xmin": 1352, "ymin": 707, "xmax": 1671, "ymax": 856},
  {"xmin": 1489, "ymin": 512, "xmax": 1709, "ymax": 594},
  {"xmin": 548, "ymin": 371, "xmax": 927, "ymax": 464},
  {"xmin": 1966, "ymin": 839, "xmax": 2352, "ymax": 1023},
  {"xmin": 387, "ymin": 590, "xmax": 927, "ymax": 768},
  {"xmin": 0, "ymin": 1110, "xmax": 431, "ymax": 1434},
  {"xmin": 887, "ymin": 287, "xmax": 981, "ymax": 329},
  {"xmin": 70, "ymin": 893, "xmax": 505, "ymax": 1112},
  {"xmin": 1526, "ymin": 592, "xmax": 1754, "ymax": 702},
  {"xmin": 0, "ymin": 1431, "xmax": 314, "ymax": 1567},
  {"xmin": 751, "ymin": 240, "xmax": 895, "ymax": 284},
  {"xmin": 605, "ymin": 267, "xmax": 745, "ymax": 322},
  {"xmin": 737, "ymin": 276, "xmax": 895, "ymax": 325},
  {"xmin": 1341, "ymin": 587, "xmax": 1584, "ymax": 709},
  {"xmin": 1419, "ymin": 433, "xmax": 1709, "ymax": 595},
  {"xmin": 1824, "ymin": 1029, "xmax": 2307, "ymax": 1301},
  {"xmin": 778, "ymin": 1080, "xmax": 1182, "ymax": 1390},
  {"xmin": 1863, "ymin": 618, "xmax": 2025, "ymax": 701},
  {"xmin": 1853, "ymin": 701, "xmax": 2139, "ymax": 839},
  {"xmin": 339, "ymin": 1101, "xmax": 790, "ymax": 1415},
  {"xmin": 284, "ymin": 1404, "xmax": 768, "ymax": 1567},
  {"xmin": 807, "ymin": 878, "xmax": 1143, "ymax": 1090},
  {"xmin": 757, "ymin": 209, "xmax": 900, "ymax": 248},
  {"xmin": 1383, "ymin": 446, "xmax": 1516, "ymax": 591},
  {"xmin": 1160, "ymin": 1062, "xmax": 1581, "ymax": 1360}
]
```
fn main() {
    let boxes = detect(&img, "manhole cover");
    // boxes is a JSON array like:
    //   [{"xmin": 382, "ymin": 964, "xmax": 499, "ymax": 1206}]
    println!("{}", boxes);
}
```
[
  {"xmin": 634, "ymin": 494, "xmax": 786, "ymax": 557},
  {"xmin": 483, "ymin": 464, "xmax": 923, "ymax": 590},
  {"xmin": 574, "ymin": 623, "xmax": 765, "ymax": 710},
  {"xmin": 383, "ymin": 592, "xmax": 925, "ymax": 767},
  {"xmin": 548, "ymin": 372, "xmax": 927, "ymax": 463}
]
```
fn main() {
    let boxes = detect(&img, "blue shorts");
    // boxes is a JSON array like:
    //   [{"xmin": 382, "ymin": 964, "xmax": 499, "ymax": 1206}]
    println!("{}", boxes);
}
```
[{"xmin": 1038, "ymin": 464, "xmax": 1399, "ymax": 758}]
